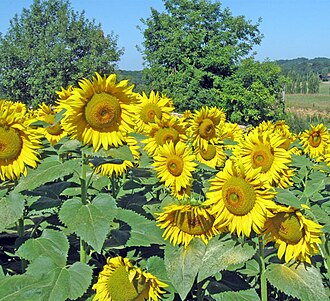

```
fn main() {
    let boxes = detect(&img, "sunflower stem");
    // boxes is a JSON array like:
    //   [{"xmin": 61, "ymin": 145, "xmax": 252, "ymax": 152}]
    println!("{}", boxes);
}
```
[
  {"xmin": 17, "ymin": 217, "xmax": 27, "ymax": 273},
  {"xmin": 258, "ymin": 237, "xmax": 268, "ymax": 301},
  {"xmin": 80, "ymin": 151, "xmax": 88, "ymax": 263},
  {"xmin": 196, "ymin": 280, "xmax": 203, "ymax": 301}
]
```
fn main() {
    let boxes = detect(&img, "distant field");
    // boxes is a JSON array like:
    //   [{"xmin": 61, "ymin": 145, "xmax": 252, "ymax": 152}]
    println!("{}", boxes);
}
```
[{"xmin": 285, "ymin": 82, "xmax": 330, "ymax": 117}]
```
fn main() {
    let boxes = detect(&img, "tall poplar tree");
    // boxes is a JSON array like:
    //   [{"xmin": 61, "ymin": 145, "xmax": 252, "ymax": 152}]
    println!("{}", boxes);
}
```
[{"xmin": 0, "ymin": 0, "xmax": 123, "ymax": 107}]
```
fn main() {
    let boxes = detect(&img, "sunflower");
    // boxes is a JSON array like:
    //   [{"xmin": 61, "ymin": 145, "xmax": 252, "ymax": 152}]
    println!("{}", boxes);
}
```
[
  {"xmin": 218, "ymin": 121, "xmax": 244, "ymax": 150},
  {"xmin": 233, "ymin": 128, "xmax": 293, "ymax": 187},
  {"xmin": 132, "ymin": 90, "xmax": 174, "ymax": 134},
  {"xmin": 299, "ymin": 123, "xmax": 330, "ymax": 159},
  {"xmin": 56, "ymin": 85, "xmax": 74, "ymax": 101},
  {"xmin": 94, "ymin": 135, "xmax": 140, "ymax": 177},
  {"xmin": 156, "ymin": 203, "xmax": 218, "ymax": 247},
  {"xmin": 263, "ymin": 206, "xmax": 323, "ymax": 263},
  {"xmin": 34, "ymin": 103, "xmax": 67, "ymax": 145},
  {"xmin": 204, "ymin": 159, "xmax": 277, "ymax": 237},
  {"xmin": 152, "ymin": 141, "xmax": 197, "ymax": 193},
  {"xmin": 0, "ymin": 100, "xmax": 40, "ymax": 181},
  {"xmin": 143, "ymin": 115, "xmax": 187, "ymax": 156},
  {"xmin": 58, "ymin": 72, "xmax": 138, "ymax": 151},
  {"xmin": 92, "ymin": 256, "xmax": 167, "ymax": 301},
  {"xmin": 194, "ymin": 142, "xmax": 226, "ymax": 169},
  {"xmin": 188, "ymin": 106, "xmax": 226, "ymax": 150}
]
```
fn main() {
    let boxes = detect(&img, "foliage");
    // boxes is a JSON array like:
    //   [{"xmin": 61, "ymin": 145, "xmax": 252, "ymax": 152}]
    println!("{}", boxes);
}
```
[
  {"xmin": 0, "ymin": 0, "xmax": 123, "ymax": 107},
  {"xmin": 139, "ymin": 0, "xmax": 277, "ymax": 118}
]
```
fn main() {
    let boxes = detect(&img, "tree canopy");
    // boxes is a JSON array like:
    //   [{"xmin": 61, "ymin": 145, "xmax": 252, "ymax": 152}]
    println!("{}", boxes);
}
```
[{"xmin": 0, "ymin": 0, "xmax": 123, "ymax": 107}]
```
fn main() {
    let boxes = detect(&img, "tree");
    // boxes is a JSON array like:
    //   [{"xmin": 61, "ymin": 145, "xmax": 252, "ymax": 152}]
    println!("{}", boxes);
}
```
[
  {"xmin": 140, "ymin": 0, "xmax": 263, "ymax": 114},
  {"xmin": 0, "ymin": 0, "xmax": 123, "ymax": 107}
]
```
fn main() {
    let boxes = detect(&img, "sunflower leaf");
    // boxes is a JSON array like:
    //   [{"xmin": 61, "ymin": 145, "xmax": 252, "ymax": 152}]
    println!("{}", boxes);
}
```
[
  {"xmin": 212, "ymin": 288, "xmax": 261, "ymax": 301},
  {"xmin": 164, "ymin": 239, "xmax": 207, "ymax": 300},
  {"xmin": 197, "ymin": 236, "xmax": 256, "ymax": 282},
  {"xmin": 275, "ymin": 188, "xmax": 302, "ymax": 208},
  {"xmin": 265, "ymin": 263, "xmax": 328, "ymax": 301},
  {"xmin": 16, "ymin": 229, "xmax": 69, "ymax": 267},
  {"xmin": 115, "ymin": 208, "xmax": 164, "ymax": 246},
  {"xmin": 0, "ymin": 191, "xmax": 24, "ymax": 232},
  {"xmin": 58, "ymin": 194, "xmax": 117, "ymax": 253},
  {"xmin": 14, "ymin": 158, "xmax": 80, "ymax": 193}
]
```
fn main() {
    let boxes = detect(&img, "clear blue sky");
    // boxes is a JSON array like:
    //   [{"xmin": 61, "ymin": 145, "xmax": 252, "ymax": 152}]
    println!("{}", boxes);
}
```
[{"xmin": 0, "ymin": 0, "xmax": 329, "ymax": 70}]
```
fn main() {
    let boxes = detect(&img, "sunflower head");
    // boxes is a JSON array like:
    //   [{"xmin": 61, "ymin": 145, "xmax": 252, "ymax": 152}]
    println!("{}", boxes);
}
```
[
  {"xmin": 263, "ymin": 206, "xmax": 323, "ymax": 263},
  {"xmin": 92, "ymin": 256, "xmax": 167, "ymax": 301},
  {"xmin": 156, "ymin": 203, "xmax": 218, "ymax": 247}
]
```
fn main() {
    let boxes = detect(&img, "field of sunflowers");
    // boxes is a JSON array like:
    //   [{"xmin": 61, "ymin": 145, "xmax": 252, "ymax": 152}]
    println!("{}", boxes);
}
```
[{"xmin": 0, "ymin": 72, "xmax": 329, "ymax": 300}]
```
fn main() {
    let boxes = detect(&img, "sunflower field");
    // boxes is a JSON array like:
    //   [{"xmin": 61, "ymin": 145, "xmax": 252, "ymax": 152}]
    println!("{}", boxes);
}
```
[{"xmin": 0, "ymin": 72, "xmax": 329, "ymax": 301}]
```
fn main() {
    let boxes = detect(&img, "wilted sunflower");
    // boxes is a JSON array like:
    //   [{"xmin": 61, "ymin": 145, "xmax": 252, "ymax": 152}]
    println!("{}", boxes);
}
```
[
  {"xmin": 204, "ymin": 159, "xmax": 277, "ymax": 237},
  {"xmin": 233, "ymin": 129, "xmax": 293, "ymax": 187},
  {"xmin": 143, "ymin": 115, "xmax": 187, "ymax": 156},
  {"xmin": 132, "ymin": 90, "xmax": 174, "ymax": 133},
  {"xmin": 152, "ymin": 141, "xmax": 197, "ymax": 193},
  {"xmin": 156, "ymin": 203, "xmax": 218, "ymax": 247},
  {"xmin": 263, "ymin": 206, "xmax": 323, "ymax": 263},
  {"xmin": 194, "ymin": 143, "xmax": 226, "ymax": 169},
  {"xmin": 34, "ymin": 103, "xmax": 67, "ymax": 145},
  {"xmin": 58, "ymin": 72, "xmax": 138, "ymax": 151},
  {"xmin": 0, "ymin": 100, "xmax": 40, "ymax": 181},
  {"xmin": 188, "ymin": 106, "xmax": 226, "ymax": 150},
  {"xmin": 92, "ymin": 256, "xmax": 167, "ymax": 301},
  {"xmin": 299, "ymin": 123, "xmax": 330, "ymax": 159},
  {"xmin": 94, "ymin": 135, "xmax": 140, "ymax": 177}
]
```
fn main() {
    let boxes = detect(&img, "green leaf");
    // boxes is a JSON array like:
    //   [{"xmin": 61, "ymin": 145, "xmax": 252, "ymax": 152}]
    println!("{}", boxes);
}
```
[
  {"xmin": 265, "ymin": 263, "xmax": 328, "ymax": 301},
  {"xmin": 197, "ymin": 237, "xmax": 256, "ymax": 282},
  {"xmin": 0, "ymin": 192, "xmax": 24, "ymax": 231},
  {"xmin": 17, "ymin": 229, "xmax": 69, "ymax": 267},
  {"xmin": 275, "ymin": 188, "xmax": 302, "ymax": 208},
  {"xmin": 14, "ymin": 159, "xmax": 79, "ymax": 192},
  {"xmin": 59, "ymin": 194, "xmax": 117, "ymax": 252},
  {"xmin": 164, "ymin": 239, "xmax": 206, "ymax": 300},
  {"xmin": 0, "ymin": 274, "xmax": 49, "ymax": 301},
  {"xmin": 212, "ymin": 289, "xmax": 261, "ymax": 301},
  {"xmin": 116, "ymin": 208, "xmax": 164, "ymax": 246},
  {"xmin": 86, "ymin": 144, "xmax": 134, "ymax": 162}
]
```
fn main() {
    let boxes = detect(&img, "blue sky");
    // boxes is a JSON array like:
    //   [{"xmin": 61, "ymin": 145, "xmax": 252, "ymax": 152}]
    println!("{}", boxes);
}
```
[{"xmin": 0, "ymin": 0, "xmax": 329, "ymax": 70}]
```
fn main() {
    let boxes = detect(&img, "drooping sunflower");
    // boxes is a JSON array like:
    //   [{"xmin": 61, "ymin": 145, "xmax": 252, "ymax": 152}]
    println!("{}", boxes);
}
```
[
  {"xmin": 263, "ymin": 206, "xmax": 323, "ymax": 263},
  {"xmin": 156, "ymin": 203, "xmax": 218, "ymax": 248},
  {"xmin": 92, "ymin": 256, "xmax": 168, "ymax": 301},
  {"xmin": 94, "ymin": 135, "xmax": 140, "ymax": 177},
  {"xmin": 299, "ymin": 123, "xmax": 330, "ymax": 159},
  {"xmin": 233, "ymin": 128, "xmax": 293, "ymax": 187},
  {"xmin": 152, "ymin": 141, "xmax": 197, "ymax": 193},
  {"xmin": 194, "ymin": 142, "xmax": 226, "ymax": 169},
  {"xmin": 204, "ymin": 159, "xmax": 277, "ymax": 237},
  {"xmin": 188, "ymin": 106, "xmax": 226, "ymax": 150},
  {"xmin": 132, "ymin": 90, "xmax": 174, "ymax": 134},
  {"xmin": 34, "ymin": 103, "xmax": 67, "ymax": 145},
  {"xmin": 0, "ymin": 100, "xmax": 41, "ymax": 181},
  {"xmin": 58, "ymin": 72, "xmax": 138, "ymax": 151},
  {"xmin": 143, "ymin": 115, "xmax": 187, "ymax": 156}
]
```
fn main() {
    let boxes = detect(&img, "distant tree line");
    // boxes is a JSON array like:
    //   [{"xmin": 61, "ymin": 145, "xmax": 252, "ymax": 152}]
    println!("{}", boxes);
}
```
[{"xmin": 285, "ymin": 71, "xmax": 320, "ymax": 94}]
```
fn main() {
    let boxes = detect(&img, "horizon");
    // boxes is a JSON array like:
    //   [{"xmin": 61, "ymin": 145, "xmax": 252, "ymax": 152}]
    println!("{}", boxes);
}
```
[{"xmin": 0, "ymin": 0, "xmax": 329, "ymax": 70}]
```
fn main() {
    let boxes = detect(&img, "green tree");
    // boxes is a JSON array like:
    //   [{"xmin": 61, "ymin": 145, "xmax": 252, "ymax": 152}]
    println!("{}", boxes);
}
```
[
  {"xmin": 140, "ymin": 0, "xmax": 263, "ymax": 114},
  {"xmin": 0, "ymin": 0, "xmax": 123, "ymax": 107}
]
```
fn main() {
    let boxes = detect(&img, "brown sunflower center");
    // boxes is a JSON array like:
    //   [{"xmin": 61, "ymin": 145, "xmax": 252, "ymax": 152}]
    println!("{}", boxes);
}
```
[
  {"xmin": 200, "ymin": 144, "xmax": 217, "ymax": 161},
  {"xmin": 154, "ymin": 127, "xmax": 180, "ymax": 146},
  {"xmin": 174, "ymin": 208, "xmax": 215, "ymax": 235},
  {"xmin": 222, "ymin": 176, "xmax": 256, "ymax": 216},
  {"xmin": 279, "ymin": 138, "xmax": 290, "ymax": 150},
  {"xmin": 107, "ymin": 266, "xmax": 148, "ymax": 301},
  {"xmin": 44, "ymin": 114, "xmax": 63, "ymax": 135},
  {"xmin": 199, "ymin": 118, "xmax": 215, "ymax": 139},
  {"xmin": 251, "ymin": 144, "xmax": 274, "ymax": 172},
  {"xmin": 167, "ymin": 155, "xmax": 184, "ymax": 176},
  {"xmin": 272, "ymin": 212, "xmax": 303, "ymax": 244},
  {"xmin": 85, "ymin": 92, "xmax": 121, "ymax": 129},
  {"xmin": 140, "ymin": 103, "xmax": 162, "ymax": 123},
  {"xmin": 309, "ymin": 132, "xmax": 321, "ymax": 147},
  {"xmin": 0, "ymin": 127, "xmax": 23, "ymax": 161}
]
